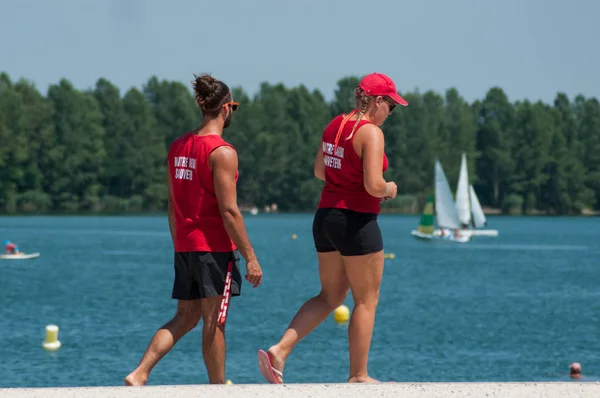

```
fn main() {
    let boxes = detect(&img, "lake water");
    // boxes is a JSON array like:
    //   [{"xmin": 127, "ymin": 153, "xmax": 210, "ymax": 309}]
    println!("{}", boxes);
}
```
[{"xmin": 0, "ymin": 214, "xmax": 599, "ymax": 387}]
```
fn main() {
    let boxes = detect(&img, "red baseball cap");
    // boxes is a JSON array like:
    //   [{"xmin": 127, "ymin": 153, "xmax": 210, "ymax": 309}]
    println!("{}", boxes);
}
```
[{"xmin": 359, "ymin": 72, "xmax": 408, "ymax": 106}]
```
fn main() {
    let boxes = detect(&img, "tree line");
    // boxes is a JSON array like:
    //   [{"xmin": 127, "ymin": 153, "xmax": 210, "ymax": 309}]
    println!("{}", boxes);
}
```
[{"xmin": 0, "ymin": 71, "xmax": 599, "ymax": 215}]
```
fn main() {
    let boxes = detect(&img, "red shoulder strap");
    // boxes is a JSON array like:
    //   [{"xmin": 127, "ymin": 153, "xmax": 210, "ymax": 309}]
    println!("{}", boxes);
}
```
[{"xmin": 333, "ymin": 110, "xmax": 357, "ymax": 153}]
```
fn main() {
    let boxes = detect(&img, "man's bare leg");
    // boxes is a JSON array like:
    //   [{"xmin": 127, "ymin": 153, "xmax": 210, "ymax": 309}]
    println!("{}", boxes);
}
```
[
  {"xmin": 201, "ymin": 296, "xmax": 227, "ymax": 384},
  {"xmin": 125, "ymin": 300, "xmax": 202, "ymax": 386}
]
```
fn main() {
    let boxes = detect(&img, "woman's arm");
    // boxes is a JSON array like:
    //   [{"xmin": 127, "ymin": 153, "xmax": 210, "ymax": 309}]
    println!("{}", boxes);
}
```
[
  {"xmin": 357, "ymin": 124, "xmax": 390, "ymax": 198},
  {"xmin": 314, "ymin": 146, "xmax": 325, "ymax": 181}
]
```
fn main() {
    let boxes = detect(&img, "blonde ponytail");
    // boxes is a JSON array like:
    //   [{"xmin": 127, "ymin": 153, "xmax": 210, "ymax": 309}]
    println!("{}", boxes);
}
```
[{"xmin": 347, "ymin": 87, "xmax": 370, "ymax": 141}]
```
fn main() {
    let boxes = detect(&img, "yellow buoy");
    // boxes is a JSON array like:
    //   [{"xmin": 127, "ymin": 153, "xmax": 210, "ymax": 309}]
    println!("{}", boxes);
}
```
[
  {"xmin": 291, "ymin": 234, "xmax": 297, "ymax": 240},
  {"xmin": 384, "ymin": 252, "xmax": 395, "ymax": 259},
  {"xmin": 333, "ymin": 304, "xmax": 350, "ymax": 324},
  {"xmin": 42, "ymin": 324, "xmax": 61, "ymax": 351},
  {"xmin": 225, "ymin": 379, "xmax": 233, "ymax": 385}
]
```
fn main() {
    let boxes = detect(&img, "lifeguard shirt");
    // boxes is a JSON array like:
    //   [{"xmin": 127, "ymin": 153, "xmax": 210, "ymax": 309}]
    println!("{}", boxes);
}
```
[
  {"xmin": 168, "ymin": 132, "xmax": 238, "ymax": 252},
  {"xmin": 318, "ymin": 114, "xmax": 389, "ymax": 214}
]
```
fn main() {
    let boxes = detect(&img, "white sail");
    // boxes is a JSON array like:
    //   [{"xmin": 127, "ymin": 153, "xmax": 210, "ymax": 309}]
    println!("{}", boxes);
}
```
[
  {"xmin": 469, "ymin": 184, "xmax": 487, "ymax": 228},
  {"xmin": 435, "ymin": 159, "xmax": 461, "ymax": 229},
  {"xmin": 455, "ymin": 152, "xmax": 471, "ymax": 226}
]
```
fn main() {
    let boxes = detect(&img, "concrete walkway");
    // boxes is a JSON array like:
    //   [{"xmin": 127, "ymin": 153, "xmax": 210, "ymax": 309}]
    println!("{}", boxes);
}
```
[{"xmin": 1, "ymin": 382, "xmax": 599, "ymax": 398}]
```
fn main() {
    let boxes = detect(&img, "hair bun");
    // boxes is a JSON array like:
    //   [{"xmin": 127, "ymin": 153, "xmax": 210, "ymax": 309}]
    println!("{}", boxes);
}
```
[
  {"xmin": 193, "ymin": 73, "xmax": 218, "ymax": 97},
  {"xmin": 191, "ymin": 73, "xmax": 231, "ymax": 115}
]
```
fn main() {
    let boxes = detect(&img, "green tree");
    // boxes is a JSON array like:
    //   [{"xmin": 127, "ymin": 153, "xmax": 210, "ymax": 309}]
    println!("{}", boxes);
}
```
[
  {"xmin": 47, "ymin": 79, "xmax": 105, "ymax": 211},
  {"xmin": 475, "ymin": 87, "xmax": 516, "ymax": 208},
  {"xmin": 0, "ymin": 70, "xmax": 598, "ymax": 215}
]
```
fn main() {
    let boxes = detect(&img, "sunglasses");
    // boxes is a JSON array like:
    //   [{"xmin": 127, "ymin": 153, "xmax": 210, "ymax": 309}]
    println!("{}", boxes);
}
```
[
  {"xmin": 223, "ymin": 101, "xmax": 239, "ymax": 112},
  {"xmin": 383, "ymin": 97, "xmax": 396, "ymax": 113}
]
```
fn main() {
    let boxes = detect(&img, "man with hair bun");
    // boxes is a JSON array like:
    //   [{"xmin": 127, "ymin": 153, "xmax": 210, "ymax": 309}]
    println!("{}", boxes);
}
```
[{"xmin": 125, "ymin": 73, "xmax": 263, "ymax": 386}]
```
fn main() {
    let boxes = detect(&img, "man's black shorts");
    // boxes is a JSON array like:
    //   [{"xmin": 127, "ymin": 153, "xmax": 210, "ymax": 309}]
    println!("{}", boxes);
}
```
[
  {"xmin": 172, "ymin": 251, "xmax": 242, "ymax": 300},
  {"xmin": 312, "ymin": 207, "xmax": 383, "ymax": 256}
]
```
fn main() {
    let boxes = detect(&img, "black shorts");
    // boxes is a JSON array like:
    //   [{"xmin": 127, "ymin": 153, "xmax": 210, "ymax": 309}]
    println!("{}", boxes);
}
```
[
  {"xmin": 312, "ymin": 208, "xmax": 383, "ymax": 256},
  {"xmin": 172, "ymin": 251, "xmax": 242, "ymax": 300}
]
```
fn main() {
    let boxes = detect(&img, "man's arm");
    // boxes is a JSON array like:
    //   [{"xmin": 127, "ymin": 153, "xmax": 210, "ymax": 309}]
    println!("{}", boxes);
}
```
[
  {"xmin": 210, "ymin": 146, "xmax": 256, "ymax": 263},
  {"xmin": 167, "ymin": 166, "xmax": 176, "ymax": 245}
]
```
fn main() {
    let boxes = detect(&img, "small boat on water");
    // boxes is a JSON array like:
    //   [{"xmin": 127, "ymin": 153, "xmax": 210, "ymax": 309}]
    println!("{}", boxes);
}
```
[
  {"xmin": 411, "ymin": 159, "xmax": 471, "ymax": 243},
  {"xmin": 0, "ymin": 252, "xmax": 40, "ymax": 260},
  {"xmin": 445, "ymin": 152, "xmax": 498, "ymax": 237}
]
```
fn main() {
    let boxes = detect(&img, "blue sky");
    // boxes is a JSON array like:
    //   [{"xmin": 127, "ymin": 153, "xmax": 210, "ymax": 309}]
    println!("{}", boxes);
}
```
[{"xmin": 1, "ymin": 0, "xmax": 598, "ymax": 104}]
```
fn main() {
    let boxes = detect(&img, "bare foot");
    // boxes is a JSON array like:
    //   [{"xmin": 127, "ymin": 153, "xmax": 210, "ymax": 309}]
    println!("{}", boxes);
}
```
[
  {"xmin": 267, "ymin": 346, "xmax": 286, "ymax": 384},
  {"xmin": 348, "ymin": 376, "xmax": 380, "ymax": 383},
  {"xmin": 124, "ymin": 372, "xmax": 147, "ymax": 386}
]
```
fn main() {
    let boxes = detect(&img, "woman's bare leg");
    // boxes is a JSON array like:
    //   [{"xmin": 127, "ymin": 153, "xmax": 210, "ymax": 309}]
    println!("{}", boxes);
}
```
[
  {"xmin": 342, "ymin": 250, "xmax": 384, "ymax": 383},
  {"xmin": 266, "ymin": 251, "xmax": 349, "ymax": 382}
]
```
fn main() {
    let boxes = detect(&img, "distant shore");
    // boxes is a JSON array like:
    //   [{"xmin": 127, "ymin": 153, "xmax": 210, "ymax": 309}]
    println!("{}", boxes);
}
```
[{"xmin": 0, "ymin": 208, "xmax": 598, "ymax": 217}]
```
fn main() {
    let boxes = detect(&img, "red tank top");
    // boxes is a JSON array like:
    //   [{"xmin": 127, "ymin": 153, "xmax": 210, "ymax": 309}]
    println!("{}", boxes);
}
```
[
  {"xmin": 318, "ymin": 114, "xmax": 389, "ymax": 214},
  {"xmin": 168, "ymin": 132, "xmax": 238, "ymax": 252}
]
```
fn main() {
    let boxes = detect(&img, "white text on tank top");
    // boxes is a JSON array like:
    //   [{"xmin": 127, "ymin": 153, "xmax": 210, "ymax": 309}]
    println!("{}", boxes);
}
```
[
  {"xmin": 173, "ymin": 156, "xmax": 197, "ymax": 181},
  {"xmin": 322, "ymin": 142, "xmax": 345, "ymax": 170}
]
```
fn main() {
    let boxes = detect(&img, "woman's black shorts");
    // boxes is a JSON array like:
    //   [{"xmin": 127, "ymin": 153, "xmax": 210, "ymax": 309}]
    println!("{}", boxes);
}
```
[{"xmin": 312, "ymin": 207, "xmax": 383, "ymax": 256}]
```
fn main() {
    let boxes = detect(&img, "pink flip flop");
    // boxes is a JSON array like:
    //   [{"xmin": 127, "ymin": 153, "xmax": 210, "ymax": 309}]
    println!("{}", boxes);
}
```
[{"xmin": 257, "ymin": 349, "xmax": 283, "ymax": 384}]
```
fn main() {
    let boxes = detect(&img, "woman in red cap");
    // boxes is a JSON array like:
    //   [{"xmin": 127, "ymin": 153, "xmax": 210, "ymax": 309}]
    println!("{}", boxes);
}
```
[{"xmin": 258, "ymin": 72, "xmax": 407, "ymax": 384}]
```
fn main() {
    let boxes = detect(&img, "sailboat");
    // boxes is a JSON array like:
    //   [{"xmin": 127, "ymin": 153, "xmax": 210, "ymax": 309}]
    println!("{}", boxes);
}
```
[
  {"xmin": 411, "ymin": 159, "xmax": 471, "ymax": 243},
  {"xmin": 445, "ymin": 153, "xmax": 499, "ymax": 237}
]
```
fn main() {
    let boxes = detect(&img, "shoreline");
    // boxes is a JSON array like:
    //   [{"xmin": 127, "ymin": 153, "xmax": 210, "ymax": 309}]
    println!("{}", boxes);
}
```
[
  {"xmin": 1, "ymin": 382, "xmax": 599, "ymax": 398},
  {"xmin": 0, "ymin": 210, "xmax": 599, "ymax": 217}
]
